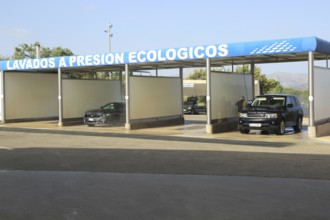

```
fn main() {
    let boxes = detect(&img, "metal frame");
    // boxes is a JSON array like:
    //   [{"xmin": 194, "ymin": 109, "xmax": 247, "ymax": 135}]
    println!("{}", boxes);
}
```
[
  {"xmin": 125, "ymin": 64, "xmax": 130, "ymax": 129},
  {"xmin": 58, "ymin": 68, "xmax": 63, "ymax": 126},
  {"xmin": 0, "ymin": 71, "xmax": 4, "ymax": 123},
  {"xmin": 308, "ymin": 52, "xmax": 315, "ymax": 127},
  {"xmin": 206, "ymin": 58, "xmax": 212, "ymax": 125}
]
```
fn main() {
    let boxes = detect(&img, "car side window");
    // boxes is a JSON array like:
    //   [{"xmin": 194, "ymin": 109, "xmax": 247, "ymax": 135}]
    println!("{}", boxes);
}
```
[
  {"xmin": 293, "ymin": 97, "xmax": 300, "ymax": 106},
  {"xmin": 287, "ymin": 96, "xmax": 298, "ymax": 107},
  {"xmin": 286, "ymin": 97, "xmax": 293, "ymax": 107}
]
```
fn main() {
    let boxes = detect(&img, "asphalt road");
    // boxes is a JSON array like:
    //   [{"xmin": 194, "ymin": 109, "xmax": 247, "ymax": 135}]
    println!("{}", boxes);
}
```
[{"xmin": 1, "ymin": 129, "xmax": 330, "ymax": 219}]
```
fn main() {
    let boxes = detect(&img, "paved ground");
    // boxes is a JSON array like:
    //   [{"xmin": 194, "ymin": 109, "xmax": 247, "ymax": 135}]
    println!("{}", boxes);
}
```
[{"xmin": 1, "ymin": 116, "xmax": 330, "ymax": 219}]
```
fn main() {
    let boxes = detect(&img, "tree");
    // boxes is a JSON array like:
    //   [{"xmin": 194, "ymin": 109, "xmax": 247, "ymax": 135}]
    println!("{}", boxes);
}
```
[
  {"xmin": 186, "ymin": 69, "xmax": 206, "ymax": 80},
  {"xmin": 235, "ymin": 65, "xmax": 282, "ymax": 94},
  {"xmin": 13, "ymin": 42, "xmax": 74, "ymax": 59},
  {"xmin": 43, "ymin": 46, "xmax": 74, "ymax": 57},
  {"xmin": 185, "ymin": 67, "xmax": 228, "ymax": 80},
  {"xmin": 0, "ymin": 55, "xmax": 10, "ymax": 60}
]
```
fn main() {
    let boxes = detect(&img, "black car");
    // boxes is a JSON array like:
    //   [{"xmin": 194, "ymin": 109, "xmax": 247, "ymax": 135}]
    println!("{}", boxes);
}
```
[
  {"xmin": 183, "ymin": 96, "xmax": 207, "ymax": 114},
  {"xmin": 183, "ymin": 101, "xmax": 197, "ymax": 114},
  {"xmin": 238, "ymin": 94, "xmax": 304, "ymax": 135},
  {"xmin": 83, "ymin": 102, "xmax": 125, "ymax": 127}
]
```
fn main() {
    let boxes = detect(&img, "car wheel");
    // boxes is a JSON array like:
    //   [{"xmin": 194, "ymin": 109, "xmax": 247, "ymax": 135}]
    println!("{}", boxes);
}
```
[
  {"xmin": 240, "ymin": 129, "xmax": 250, "ymax": 134},
  {"xmin": 276, "ymin": 119, "xmax": 285, "ymax": 135},
  {"xmin": 293, "ymin": 117, "xmax": 302, "ymax": 133},
  {"xmin": 88, "ymin": 124, "xmax": 95, "ymax": 127}
]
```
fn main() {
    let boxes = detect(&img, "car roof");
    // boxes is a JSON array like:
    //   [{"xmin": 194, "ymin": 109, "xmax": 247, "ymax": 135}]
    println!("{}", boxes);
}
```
[
  {"xmin": 256, "ymin": 94, "xmax": 296, "ymax": 98},
  {"xmin": 105, "ymin": 102, "xmax": 125, "ymax": 104}
]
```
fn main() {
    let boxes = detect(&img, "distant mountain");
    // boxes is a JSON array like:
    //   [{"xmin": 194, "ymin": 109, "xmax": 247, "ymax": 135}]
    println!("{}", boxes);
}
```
[{"xmin": 266, "ymin": 71, "xmax": 308, "ymax": 90}]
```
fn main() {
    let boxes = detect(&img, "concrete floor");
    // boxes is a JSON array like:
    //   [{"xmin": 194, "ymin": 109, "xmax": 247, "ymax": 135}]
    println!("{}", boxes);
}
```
[{"xmin": 1, "ymin": 115, "xmax": 330, "ymax": 219}]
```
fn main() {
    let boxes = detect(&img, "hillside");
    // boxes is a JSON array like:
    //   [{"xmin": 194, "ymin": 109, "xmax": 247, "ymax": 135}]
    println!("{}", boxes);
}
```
[{"xmin": 266, "ymin": 71, "xmax": 308, "ymax": 90}]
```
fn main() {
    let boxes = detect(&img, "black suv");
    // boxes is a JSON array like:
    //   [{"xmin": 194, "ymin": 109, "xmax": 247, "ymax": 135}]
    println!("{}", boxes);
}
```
[
  {"xmin": 238, "ymin": 94, "xmax": 304, "ymax": 135},
  {"xmin": 83, "ymin": 102, "xmax": 125, "ymax": 127}
]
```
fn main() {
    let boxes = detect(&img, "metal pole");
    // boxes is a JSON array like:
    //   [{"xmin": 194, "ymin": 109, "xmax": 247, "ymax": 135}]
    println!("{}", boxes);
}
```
[
  {"xmin": 119, "ymin": 70, "xmax": 123, "ymax": 102},
  {"xmin": 179, "ymin": 67, "xmax": 184, "ymax": 117},
  {"xmin": 35, "ymin": 41, "xmax": 41, "ymax": 59},
  {"xmin": 105, "ymin": 23, "xmax": 113, "ymax": 52},
  {"xmin": 206, "ymin": 58, "xmax": 212, "ymax": 125},
  {"xmin": 125, "ymin": 64, "xmax": 130, "ymax": 129},
  {"xmin": 0, "ymin": 71, "xmax": 5, "ymax": 123},
  {"xmin": 308, "ymin": 52, "xmax": 315, "ymax": 127},
  {"xmin": 251, "ymin": 63, "xmax": 255, "ymax": 99},
  {"xmin": 58, "ymin": 68, "xmax": 63, "ymax": 127}
]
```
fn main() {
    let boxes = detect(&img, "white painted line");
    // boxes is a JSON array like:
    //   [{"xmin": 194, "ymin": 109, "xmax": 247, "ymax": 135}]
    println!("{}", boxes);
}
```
[{"xmin": 0, "ymin": 146, "xmax": 13, "ymax": 150}]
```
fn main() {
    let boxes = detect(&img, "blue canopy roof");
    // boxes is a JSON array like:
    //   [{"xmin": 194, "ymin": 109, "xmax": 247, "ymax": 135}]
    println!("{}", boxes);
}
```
[{"xmin": 1, "ymin": 36, "xmax": 330, "ymax": 72}]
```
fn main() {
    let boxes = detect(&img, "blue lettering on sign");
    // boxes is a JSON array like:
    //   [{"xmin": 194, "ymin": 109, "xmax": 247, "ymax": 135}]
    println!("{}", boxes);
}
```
[{"xmin": 0, "ymin": 36, "xmax": 321, "ymax": 71}]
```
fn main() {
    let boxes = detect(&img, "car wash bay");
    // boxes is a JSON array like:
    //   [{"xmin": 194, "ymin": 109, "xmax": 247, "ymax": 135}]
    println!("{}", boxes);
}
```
[{"xmin": 1, "ymin": 36, "xmax": 330, "ymax": 138}]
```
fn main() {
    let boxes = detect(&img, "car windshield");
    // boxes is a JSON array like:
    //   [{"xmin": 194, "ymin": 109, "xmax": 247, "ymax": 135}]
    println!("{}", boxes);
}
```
[
  {"xmin": 251, "ymin": 96, "xmax": 285, "ymax": 107},
  {"xmin": 102, "ymin": 103, "xmax": 117, "ymax": 110}
]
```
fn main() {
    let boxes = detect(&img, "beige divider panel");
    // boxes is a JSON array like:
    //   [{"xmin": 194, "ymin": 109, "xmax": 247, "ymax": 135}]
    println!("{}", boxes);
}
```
[
  {"xmin": 62, "ymin": 79, "xmax": 121, "ymax": 119},
  {"xmin": 5, "ymin": 73, "xmax": 58, "ymax": 120},
  {"xmin": 130, "ymin": 77, "xmax": 181, "ymax": 120},
  {"xmin": 0, "ymin": 73, "xmax": 2, "ymax": 121},
  {"xmin": 183, "ymin": 80, "xmax": 207, "ymax": 97},
  {"xmin": 211, "ymin": 72, "xmax": 252, "ymax": 120},
  {"xmin": 314, "ymin": 67, "xmax": 330, "ymax": 123}
]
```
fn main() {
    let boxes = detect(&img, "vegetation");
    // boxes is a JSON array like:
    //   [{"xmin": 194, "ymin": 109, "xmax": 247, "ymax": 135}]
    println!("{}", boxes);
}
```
[
  {"xmin": 13, "ymin": 42, "xmax": 74, "ymax": 59},
  {"xmin": 235, "ymin": 65, "xmax": 282, "ymax": 95},
  {"xmin": 186, "ymin": 69, "xmax": 207, "ymax": 80},
  {"xmin": 0, "ymin": 55, "xmax": 10, "ymax": 60}
]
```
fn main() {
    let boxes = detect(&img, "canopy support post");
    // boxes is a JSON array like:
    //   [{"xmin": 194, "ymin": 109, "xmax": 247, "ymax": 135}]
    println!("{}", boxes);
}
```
[
  {"xmin": 58, "ymin": 68, "xmax": 63, "ymax": 127},
  {"xmin": 125, "ymin": 64, "xmax": 131, "ymax": 129},
  {"xmin": 206, "ymin": 58, "xmax": 212, "ymax": 133}
]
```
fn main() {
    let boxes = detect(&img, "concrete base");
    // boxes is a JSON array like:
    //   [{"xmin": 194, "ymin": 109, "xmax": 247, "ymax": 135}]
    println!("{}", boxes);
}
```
[
  {"xmin": 206, "ymin": 124, "xmax": 213, "ymax": 134},
  {"xmin": 125, "ymin": 117, "xmax": 184, "ymax": 130},
  {"xmin": 206, "ymin": 117, "xmax": 237, "ymax": 134},
  {"xmin": 5, "ymin": 116, "xmax": 59, "ymax": 123},
  {"xmin": 125, "ymin": 123, "xmax": 131, "ymax": 130},
  {"xmin": 308, "ymin": 122, "xmax": 330, "ymax": 138},
  {"xmin": 308, "ymin": 126, "xmax": 317, "ymax": 138}
]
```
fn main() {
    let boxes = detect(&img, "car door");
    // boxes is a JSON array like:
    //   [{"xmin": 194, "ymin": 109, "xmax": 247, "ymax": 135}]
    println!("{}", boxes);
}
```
[
  {"xmin": 119, "ymin": 103, "xmax": 126, "ymax": 121},
  {"xmin": 291, "ymin": 96, "xmax": 302, "ymax": 123},
  {"xmin": 285, "ymin": 96, "xmax": 296, "ymax": 126}
]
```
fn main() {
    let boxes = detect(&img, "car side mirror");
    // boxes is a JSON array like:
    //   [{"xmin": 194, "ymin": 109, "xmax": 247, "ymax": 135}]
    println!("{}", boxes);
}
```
[{"xmin": 287, "ymin": 103, "xmax": 294, "ymax": 108}]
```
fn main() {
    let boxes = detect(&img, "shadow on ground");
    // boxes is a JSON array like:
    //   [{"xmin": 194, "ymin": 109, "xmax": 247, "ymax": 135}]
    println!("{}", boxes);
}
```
[
  {"xmin": 1, "ymin": 147, "xmax": 330, "ymax": 180},
  {"xmin": 0, "ymin": 126, "xmax": 294, "ymax": 147}
]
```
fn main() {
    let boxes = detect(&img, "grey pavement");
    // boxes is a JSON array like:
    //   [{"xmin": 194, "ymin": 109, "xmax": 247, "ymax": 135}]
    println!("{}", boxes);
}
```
[
  {"xmin": 1, "ymin": 171, "xmax": 330, "ymax": 220},
  {"xmin": 1, "ymin": 118, "xmax": 330, "ymax": 219}
]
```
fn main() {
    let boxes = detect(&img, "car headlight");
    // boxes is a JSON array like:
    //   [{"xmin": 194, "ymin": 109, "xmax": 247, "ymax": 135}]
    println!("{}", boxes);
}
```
[
  {"xmin": 265, "ymin": 113, "xmax": 277, "ymax": 118},
  {"xmin": 239, "ymin": 113, "xmax": 248, "ymax": 118},
  {"xmin": 188, "ymin": 107, "xmax": 192, "ymax": 110}
]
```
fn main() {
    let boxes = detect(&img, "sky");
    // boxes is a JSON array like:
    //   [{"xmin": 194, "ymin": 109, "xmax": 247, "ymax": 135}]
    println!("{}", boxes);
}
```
[{"xmin": 1, "ymin": 0, "xmax": 330, "ymax": 74}]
